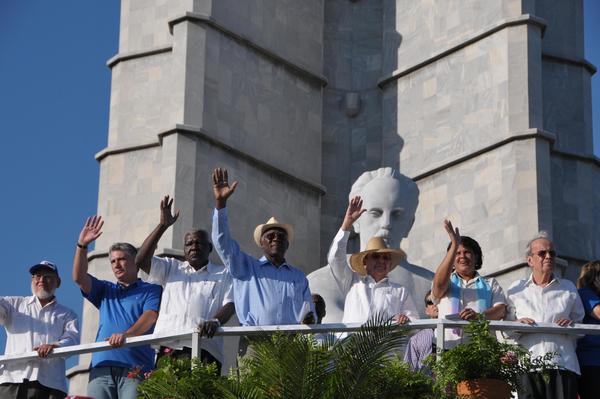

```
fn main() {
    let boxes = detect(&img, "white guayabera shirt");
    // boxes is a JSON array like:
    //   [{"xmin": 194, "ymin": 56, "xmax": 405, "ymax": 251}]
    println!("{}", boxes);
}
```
[
  {"xmin": 0, "ymin": 296, "xmax": 79, "ymax": 394},
  {"xmin": 328, "ymin": 229, "xmax": 419, "ymax": 324},
  {"xmin": 140, "ymin": 256, "xmax": 233, "ymax": 362},
  {"xmin": 507, "ymin": 275, "xmax": 584, "ymax": 374}
]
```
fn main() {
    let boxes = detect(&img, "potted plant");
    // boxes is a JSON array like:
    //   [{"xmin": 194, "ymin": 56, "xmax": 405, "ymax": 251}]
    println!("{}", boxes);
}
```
[{"xmin": 426, "ymin": 316, "xmax": 557, "ymax": 398}]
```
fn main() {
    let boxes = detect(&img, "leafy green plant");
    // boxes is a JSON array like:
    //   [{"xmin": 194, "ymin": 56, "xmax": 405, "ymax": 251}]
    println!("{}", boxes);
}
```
[
  {"xmin": 137, "ymin": 357, "xmax": 223, "ymax": 399},
  {"xmin": 426, "ymin": 315, "xmax": 557, "ymax": 396},
  {"xmin": 138, "ymin": 314, "xmax": 435, "ymax": 399}
]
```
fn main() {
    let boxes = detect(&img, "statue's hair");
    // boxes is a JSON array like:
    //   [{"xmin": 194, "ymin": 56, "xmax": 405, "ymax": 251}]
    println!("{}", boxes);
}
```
[
  {"xmin": 349, "ymin": 167, "xmax": 419, "ymax": 203},
  {"xmin": 524, "ymin": 231, "xmax": 552, "ymax": 257}
]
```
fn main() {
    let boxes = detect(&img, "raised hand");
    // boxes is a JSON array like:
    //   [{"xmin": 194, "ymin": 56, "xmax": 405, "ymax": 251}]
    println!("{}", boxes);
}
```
[
  {"xmin": 341, "ymin": 196, "xmax": 366, "ymax": 231},
  {"xmin": 159, "ymin": 195, "xmax": 180, "ymax": 228},
  {"xmin": 443, "ymin": 219, "xmax": 461, "ymax": 247},
  {"xmin": 212, "ymin": 168, "xmax": 238, "ymax": 209},
  {"xmin": 78, "ymin": 216, "xmax": 104, "ymax": 247}
]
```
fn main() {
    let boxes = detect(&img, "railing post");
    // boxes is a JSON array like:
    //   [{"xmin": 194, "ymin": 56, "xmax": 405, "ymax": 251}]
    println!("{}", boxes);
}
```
[
  {"xmin": 191, "ymin": 330, "xmax": 201, "ymax": 368},
  {"xmin": 436, "ymin": 319, "xmax": 445, "ymax": 360}
]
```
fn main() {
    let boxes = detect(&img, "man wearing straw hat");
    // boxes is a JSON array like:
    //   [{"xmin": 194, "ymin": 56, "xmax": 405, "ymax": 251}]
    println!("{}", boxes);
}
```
[
  {"xmin": 211, "ymin": 168, "xmax": 315, "ymax": 329},
  {"xmin": 328, "ymin": 196, "xmax": 419, "ymax": 325}
]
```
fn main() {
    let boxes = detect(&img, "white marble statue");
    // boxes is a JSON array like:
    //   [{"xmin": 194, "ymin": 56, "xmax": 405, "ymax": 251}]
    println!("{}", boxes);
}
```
[{"xmin": 308, "ymin": 167, "xmax": 434, "ymax": 322}]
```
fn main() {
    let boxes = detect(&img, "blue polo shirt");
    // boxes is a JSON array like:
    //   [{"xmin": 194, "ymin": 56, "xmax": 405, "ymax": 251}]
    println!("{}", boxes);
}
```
[{"xmin": 83, "ymin": 276, "xmax": 162, "ymax": 372}]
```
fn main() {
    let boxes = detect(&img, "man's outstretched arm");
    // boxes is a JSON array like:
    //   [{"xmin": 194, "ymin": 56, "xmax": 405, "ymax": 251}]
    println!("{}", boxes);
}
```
[
  {"xmin": 136, "ymin": 195, "xmax": 180, "ymax": 274},
  {"xmin": 106, "ymin": 309, "xmax": 159, "ymax": 347}
]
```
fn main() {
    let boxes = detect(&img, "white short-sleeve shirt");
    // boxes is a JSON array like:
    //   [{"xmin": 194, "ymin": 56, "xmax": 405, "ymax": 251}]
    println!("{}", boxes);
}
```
[
  {"xmin": 0, "ymin": 296, "xmax": 79, "ymax": 394},
  {"xmin": 140, "ymin": 257, "xmax": 233, "ymax": 362},
  {"xmin": 506, "ymin": 275, "xmax": 584, "ymax": 374}
]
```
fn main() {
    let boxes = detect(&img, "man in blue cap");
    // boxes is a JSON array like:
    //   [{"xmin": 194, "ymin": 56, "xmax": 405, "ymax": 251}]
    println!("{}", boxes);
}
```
[{"xmin": 0, "ymin": 261, "xmax": 79, "ymax": 399}]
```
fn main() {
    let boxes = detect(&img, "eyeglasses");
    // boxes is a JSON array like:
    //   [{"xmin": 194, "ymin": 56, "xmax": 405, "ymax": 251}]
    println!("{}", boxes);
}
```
[
  {"xmin": 369, "ymin": 253, "xmax": 392, "ymax": 261},
  {"xmin": 262, "ymin": 231, "xmax": 288, "ymax": 242},
  {"xmin": 534, "ymin": 250, "xmax": 556, "ymax": 259},
  {"xmin": 32, "ymin": 274, "xmax": 57, "ymax": 281},
  {"xmin": 425, "ymin": 299, "xmax": 434, "ymax": 306}
]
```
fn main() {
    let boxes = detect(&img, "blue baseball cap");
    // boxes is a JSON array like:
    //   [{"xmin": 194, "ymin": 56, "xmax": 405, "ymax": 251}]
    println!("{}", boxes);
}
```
[{"xmin": 29, "ymin": 260, "xmax": 59, "ymax": 277}]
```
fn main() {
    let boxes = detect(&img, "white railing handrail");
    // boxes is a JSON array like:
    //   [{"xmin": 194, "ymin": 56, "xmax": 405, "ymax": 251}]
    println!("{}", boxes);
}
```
[{"xmin": 2, "ymin": 319, "xmax": 600, "ymax": 365}]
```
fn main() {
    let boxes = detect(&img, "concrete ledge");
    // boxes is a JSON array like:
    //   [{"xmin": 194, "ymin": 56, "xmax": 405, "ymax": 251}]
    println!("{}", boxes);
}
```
[
  {"xmin": 551, "ymin": 148, "xmax": 600, "ymax": 168},
  {"xmin": 378, "ymin": 14, "xmax": 547, "ymax": 88},
  {"xmin": 107, "ymin": 45, "xmax": 173, "ymax": 69},
  {"xmin": 542, "ymin": 52, "xmax": 597, "ymax": 75},
  {"xmin": 66, "ymin": 364, "xmax": 89, "ymax": 379},
  {"xmin": 170, "ymin": 124, "xmax": 327, "ymax": 195},
  {"xmin": 95, "ymin": 125, "xmax": 327, "ymax": 196},
  {"xmin": 168, "ymin": 12, "xmax": 328, "ymax": 88},
  {"xmin": 412, "ymin": 128, "xmax": 556, "ymax": 181}
]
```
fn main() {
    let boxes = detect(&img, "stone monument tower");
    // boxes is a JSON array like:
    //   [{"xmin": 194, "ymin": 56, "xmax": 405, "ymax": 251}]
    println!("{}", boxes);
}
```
[{"xmin": 68, "ymin": 0, "xmax": 598, "ymax": 394}]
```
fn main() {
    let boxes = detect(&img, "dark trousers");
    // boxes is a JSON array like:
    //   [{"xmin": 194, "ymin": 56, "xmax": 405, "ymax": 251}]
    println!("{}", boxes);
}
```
[
  {"xmin": 0, "ymin": 380, "xmax": 66, "ymax": 399},
  {"xmin": 518, "ymin": 369, "xmax": 578, "ymax": 399},
  {"xmin": 156, "ymin": 346, "xmax": 222, "ymax": 374},
  {"xmin": 578, "ymin": 365, "xmax": 600, "ymax": 399}
]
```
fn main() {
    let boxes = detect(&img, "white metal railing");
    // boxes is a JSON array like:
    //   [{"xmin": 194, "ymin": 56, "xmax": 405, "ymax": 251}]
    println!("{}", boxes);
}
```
[{"xmin": 2, "ymin": 319, "xmax": 600, "ymax": 365}]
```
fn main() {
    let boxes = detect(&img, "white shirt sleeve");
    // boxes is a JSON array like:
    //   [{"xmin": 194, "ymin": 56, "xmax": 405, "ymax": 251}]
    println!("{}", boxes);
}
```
[
  {"xmin": 401, "ymin": 291, "xmax": 420, "ymax": 320},
  {"xmin": 56, "ymin": 310, "xmax": 80, "ymax": 347},
  {"xmin": 0, "ymin": 297, "xmax": 11, "ymax": 326},
  {"xmin": 569, "ymin": 283, "xmax": 585, "ymax": 323},
  {"xmin": 221, "ymin": 272, "xmax": 234, "ymax": 306},
  {"xmin": 139, "ymin": 256, "xmax": 172, "ymax": 287},
  {"xmin": 490, "ymin": 277, "xmax": 507, "ymax": 306},
  {"xmin": 327, "ymin": 229, "xmax": 355, "ymax": 295}
]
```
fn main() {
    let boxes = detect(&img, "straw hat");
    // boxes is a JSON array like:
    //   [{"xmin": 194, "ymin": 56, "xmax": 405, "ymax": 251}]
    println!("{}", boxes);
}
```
[
  {"xmin": 349, "ymin": 237, "xmax": 406, "ymax": 275},
  {"xmin": 253, "ymin": 217, "xmax": 294, "ymax": 246}
]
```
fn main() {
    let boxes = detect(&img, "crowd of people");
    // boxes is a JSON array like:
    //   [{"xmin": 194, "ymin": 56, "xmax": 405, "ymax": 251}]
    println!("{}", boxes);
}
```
[{"xmin": 0, "ymin": 167, "xmax": 598, "ymax": 399}]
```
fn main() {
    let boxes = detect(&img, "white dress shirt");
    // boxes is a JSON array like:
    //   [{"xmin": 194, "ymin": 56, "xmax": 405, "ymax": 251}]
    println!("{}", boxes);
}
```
[
  {"xmin": 433, "ymin": 272, "xmax": 506, "ymax": 348},
  {"xmin": 0, "ymin": 296, "xmax": 79, "ymax": 394},
  {"xmin": 328, "ymin": 229, "xmax": 419, "ymax": 324},
  {"xmin": 140, "ymin": 257, "xmax": 233, "ymax": 362},
  {"xmin": 506, "ymin": 275, "xmax": 584, "ymax": 374}
]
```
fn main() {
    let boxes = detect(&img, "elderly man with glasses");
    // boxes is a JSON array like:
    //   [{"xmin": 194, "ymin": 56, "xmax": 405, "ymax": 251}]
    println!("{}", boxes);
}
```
[
  {"xmin": 507, "ymin": 232, "xmax": 584, "ymax": 399},
  {"xmin": 0, "ymin": 261, "xmax": 79, "ymax": 399}
]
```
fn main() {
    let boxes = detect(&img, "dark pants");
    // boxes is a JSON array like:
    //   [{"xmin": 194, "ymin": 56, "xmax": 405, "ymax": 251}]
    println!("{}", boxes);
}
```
[
  {"xmin": 156, "ymin": 346, "xmax": 222, "ymax": 374},
  {"xmin": 578, "ymin": 365, "xmax": 600, "ymax": 399},
  {"xmin": 0, "ymin": 380, "xmax": 66, "ymax": 399},
  {"xmin": 518, "ymin": 369, "xmax": 578, "ymax": 399}
]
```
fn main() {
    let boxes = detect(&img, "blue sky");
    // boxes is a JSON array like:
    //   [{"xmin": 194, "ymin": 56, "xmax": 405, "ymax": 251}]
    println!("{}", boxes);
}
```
[{"xmin": 0, "ymin": 0, "xmax": 598, "ymax": 365}]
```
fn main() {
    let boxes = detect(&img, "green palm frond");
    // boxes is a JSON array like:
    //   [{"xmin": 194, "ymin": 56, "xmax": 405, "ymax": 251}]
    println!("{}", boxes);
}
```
[
  {"xmin": 236, "ymin": 333, "xmax": 333, "ymax": 399},
  {"xmin": 329, "ymin": 313, "xmax": 408, "ymax": 399}
]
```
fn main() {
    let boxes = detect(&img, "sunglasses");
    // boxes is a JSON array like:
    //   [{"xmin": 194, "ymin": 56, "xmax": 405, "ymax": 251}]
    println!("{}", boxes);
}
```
[
  {"xmin": 262, "ymin": 231, "xmax": 288, "ymax": 242},
  {"xmin": 533, "ymin": 250, "xmax": 556, "ymax": 259},
  {"xmin": 425, "ymin": 299, "xmax": 434, "ymax": 306}
]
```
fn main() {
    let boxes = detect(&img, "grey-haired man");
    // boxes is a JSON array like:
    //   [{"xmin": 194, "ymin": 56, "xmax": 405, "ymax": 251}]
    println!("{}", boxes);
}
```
[{"xmin": 0, "ymin": 261, "xmax": 79, "ymax": 399}]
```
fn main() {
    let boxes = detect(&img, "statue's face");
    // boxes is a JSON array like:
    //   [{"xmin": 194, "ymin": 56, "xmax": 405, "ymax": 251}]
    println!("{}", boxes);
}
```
[{"xmin": 355, "ymin": 177, "xmax": 416, "ymax": 250}]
